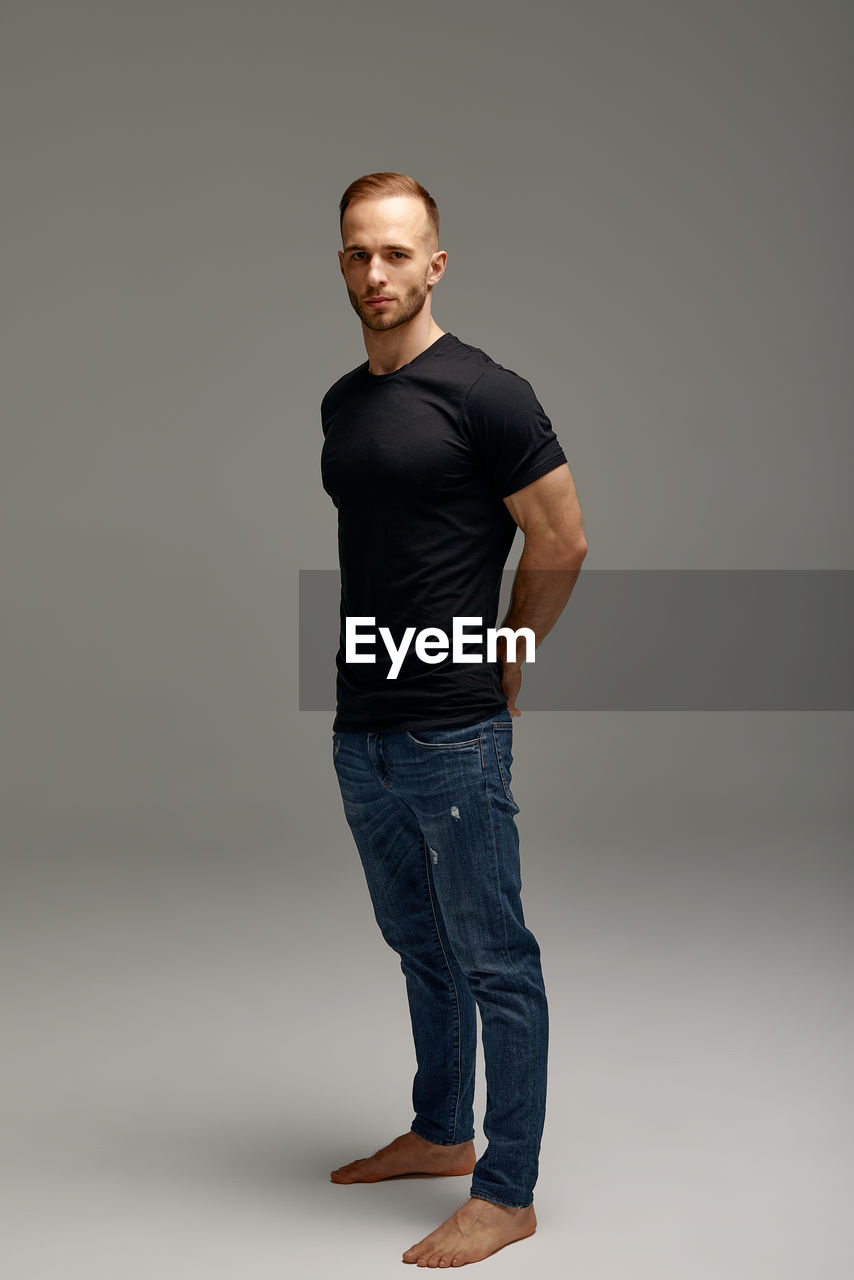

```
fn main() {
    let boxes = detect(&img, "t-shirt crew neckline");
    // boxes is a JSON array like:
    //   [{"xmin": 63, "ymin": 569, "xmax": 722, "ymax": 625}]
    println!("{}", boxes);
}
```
[{"xmin": 363, "ymin": 331, "xmax": 456, "ymax": 381}]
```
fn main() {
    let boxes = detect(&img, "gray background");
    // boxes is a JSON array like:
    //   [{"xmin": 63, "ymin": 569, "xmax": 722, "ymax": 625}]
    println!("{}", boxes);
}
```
[{"xmin": 2, "ymin": 1, "xmax": 852, "ymax": 1276}]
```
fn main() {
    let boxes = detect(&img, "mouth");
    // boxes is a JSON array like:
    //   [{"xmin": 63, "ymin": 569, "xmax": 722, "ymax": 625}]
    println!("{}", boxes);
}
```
[{"xmin": 365, "ymin": 297, "xmax": 393, "ymax": 307}]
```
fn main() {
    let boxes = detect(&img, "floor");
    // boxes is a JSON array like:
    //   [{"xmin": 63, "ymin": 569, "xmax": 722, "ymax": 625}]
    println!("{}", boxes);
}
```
[{"xmin": 3, "ymin": 713, "xmax": 852, "ymax": 1278}]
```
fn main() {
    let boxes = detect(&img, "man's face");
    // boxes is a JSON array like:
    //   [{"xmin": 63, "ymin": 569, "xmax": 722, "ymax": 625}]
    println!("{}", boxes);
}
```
[{"xmin": 338, "ymin": 195, "xmax": 443, "ymax": 332}]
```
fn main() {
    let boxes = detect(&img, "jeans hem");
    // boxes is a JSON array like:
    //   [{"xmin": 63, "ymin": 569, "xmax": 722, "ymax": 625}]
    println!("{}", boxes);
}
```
[
  {"xmin": 470, "ymin": 1188, "xmax": 534, "ymax": 1210},
  {"xmin": 410, "ymin": 1121, "xmax": 476, "ymax": 1147}
]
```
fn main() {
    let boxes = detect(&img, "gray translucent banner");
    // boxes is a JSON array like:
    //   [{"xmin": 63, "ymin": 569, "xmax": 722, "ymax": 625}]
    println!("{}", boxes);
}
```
[{"xmin": 299, "ymin": 570, "xmax": 854, "ymax": 711}]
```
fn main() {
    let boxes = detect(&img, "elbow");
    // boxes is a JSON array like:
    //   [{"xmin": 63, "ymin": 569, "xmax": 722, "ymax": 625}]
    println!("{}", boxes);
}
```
[
  {"xmin": 555, "ymin": 528, "xmax": 588, "ymax": 567},
  {"xmin": 526, "ymin": 528, "xmax": 589, "ymax": 568},
  {"xmin": 562, "ymin": 538, "xmax": 588, "ymax": 570}
]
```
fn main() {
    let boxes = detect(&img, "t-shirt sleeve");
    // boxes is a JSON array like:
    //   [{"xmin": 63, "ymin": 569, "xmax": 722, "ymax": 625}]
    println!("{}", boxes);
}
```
[
  {"xmin": 320, "ymin": 386, "xmax": 334, "ymax": 438},
  {"xmin": 462, "ymin": 365, "xmax": 568, "ymax": 498}
]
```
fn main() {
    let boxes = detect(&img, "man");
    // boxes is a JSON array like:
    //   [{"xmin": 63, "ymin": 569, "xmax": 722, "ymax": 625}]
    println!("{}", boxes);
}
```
[{"xmin": 320, "ymin": 172, "xmax": 588, "ymax": 1268}]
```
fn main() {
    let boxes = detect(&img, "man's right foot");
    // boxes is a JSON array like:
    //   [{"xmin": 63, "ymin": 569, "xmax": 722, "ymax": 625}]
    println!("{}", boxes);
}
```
[{"xmin": 330, "ymin": 1131, "xmax": 476, "ymax": 1183}]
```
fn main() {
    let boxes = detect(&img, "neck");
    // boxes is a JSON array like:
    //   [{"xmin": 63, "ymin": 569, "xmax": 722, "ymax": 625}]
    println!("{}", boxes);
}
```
[{"xmin": 363, "ymin": 312, "xmax": 446, "ymax": 376}]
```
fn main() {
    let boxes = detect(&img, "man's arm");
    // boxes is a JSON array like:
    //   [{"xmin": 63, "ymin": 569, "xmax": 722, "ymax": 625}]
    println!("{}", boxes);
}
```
[{"xmin": 497, "ymin": 462, "xmax": 589, "ymax": 716}]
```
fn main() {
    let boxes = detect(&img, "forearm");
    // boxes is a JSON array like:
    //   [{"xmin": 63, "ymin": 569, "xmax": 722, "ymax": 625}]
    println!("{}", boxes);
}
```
[{"xmin": 496, "ymin": 534, "xmax": 587, "ymax": 663}]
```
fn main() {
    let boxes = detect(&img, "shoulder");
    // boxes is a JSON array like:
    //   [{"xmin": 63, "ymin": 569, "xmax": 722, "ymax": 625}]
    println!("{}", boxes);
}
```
[
  {"xmin": 320, "ymin": 361, "xmax": 367, "ymax": 416},
  {"xmin": 431, "ymin": 334, "xmax": 539, "ymax": 405},
  {"xmin": 463, "ymin": 359, "xmax": 543, "ymax": 420}
]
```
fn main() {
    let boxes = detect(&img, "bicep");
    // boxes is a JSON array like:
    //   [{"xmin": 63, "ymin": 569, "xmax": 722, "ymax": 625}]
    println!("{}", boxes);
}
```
[{"xmin": 503, "ymin": 463, "xmax": 587, "ymax": 546}]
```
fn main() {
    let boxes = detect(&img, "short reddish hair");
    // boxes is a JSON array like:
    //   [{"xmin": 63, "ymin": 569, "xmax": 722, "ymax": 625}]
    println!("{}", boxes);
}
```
[{"xmin": 339, "ymin": 172, "xmax": 440, "ymax": 245}]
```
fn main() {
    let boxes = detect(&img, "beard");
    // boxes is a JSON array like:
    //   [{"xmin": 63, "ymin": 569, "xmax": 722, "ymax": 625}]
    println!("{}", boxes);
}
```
[{"xmin": 347, "ymin": 276, "xmax": 430, "ymax": 331}]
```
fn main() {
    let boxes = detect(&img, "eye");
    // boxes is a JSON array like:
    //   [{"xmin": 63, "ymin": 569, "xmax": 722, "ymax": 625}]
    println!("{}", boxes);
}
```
[
  {"xmin": 391, "ymin": 252, "xmax": 406, "ymax": 259},
  {"xmin": 351, "ymin": 251, "xmax": 366, "ymax": 260}
]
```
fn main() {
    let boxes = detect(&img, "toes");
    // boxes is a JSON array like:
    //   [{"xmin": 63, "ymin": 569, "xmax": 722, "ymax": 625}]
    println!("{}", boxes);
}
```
[
  {"xmin": 403, "ymin": 1235, "xmax": 434, "ymax": 1264},
  {"xmin": 411, "ymin": 1247, "xmax": 438, "ymax": 1268}
]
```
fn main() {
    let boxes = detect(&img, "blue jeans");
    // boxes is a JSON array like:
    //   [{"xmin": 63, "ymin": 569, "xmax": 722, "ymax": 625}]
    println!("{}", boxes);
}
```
[{"xmin": 331, "ymin": 707, "xmax": 548, "ymax": 1209}]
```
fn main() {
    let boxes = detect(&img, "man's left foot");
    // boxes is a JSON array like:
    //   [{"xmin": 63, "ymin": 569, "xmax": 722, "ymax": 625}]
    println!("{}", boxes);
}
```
[{"xmin": 402, "ymin": 1196, "xmax": 536, "ymax": 1267}]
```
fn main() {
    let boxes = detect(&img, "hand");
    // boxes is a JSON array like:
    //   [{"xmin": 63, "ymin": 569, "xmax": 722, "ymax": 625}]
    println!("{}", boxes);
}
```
[{"xmin": 499, "ymin": 659, "xmax": 523, "ymax": 718}]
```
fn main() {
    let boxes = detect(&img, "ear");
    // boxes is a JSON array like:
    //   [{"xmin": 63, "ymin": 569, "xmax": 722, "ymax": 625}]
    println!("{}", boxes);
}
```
[
  {"xmin": 428, "ymin": 250, "xmax": 447, "ymax": 286},
  {"xmin": 338, "ymin": 250, "xmax": 345, "ymax": 276}
]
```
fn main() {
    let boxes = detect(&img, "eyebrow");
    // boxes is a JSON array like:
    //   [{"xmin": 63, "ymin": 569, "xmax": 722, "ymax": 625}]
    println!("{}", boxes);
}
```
[{"xmin": 343, "ymin": 243, "xmax": 415, "ymax": 253}]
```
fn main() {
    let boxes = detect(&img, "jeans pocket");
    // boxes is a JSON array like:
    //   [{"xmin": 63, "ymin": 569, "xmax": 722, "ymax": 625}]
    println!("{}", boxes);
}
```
[
  {"xmin": 491, "ymin": 722, "xmax": 517, "ymax": 804},
  {"xmin": 406, "ymin": 720, "xmax": 483, "ymax": 750}
]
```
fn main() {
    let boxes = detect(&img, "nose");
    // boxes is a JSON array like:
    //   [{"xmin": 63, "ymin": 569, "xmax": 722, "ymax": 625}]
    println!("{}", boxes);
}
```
[{"xmin": 365, "ymin": 254, "xmax": 387, "ymax": 290}]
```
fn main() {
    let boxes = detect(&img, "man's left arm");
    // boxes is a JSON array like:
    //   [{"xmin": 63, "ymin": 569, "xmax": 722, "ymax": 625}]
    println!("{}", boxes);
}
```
[{"xmin": 497, "ymin": 462, "xmax": 589, "ymax": 716}]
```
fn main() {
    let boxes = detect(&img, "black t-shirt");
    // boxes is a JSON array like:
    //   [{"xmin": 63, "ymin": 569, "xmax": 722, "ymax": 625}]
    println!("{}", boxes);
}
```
[{"xmin": 320, "ymin": 331, "xmax": 567, "ymax": 732}]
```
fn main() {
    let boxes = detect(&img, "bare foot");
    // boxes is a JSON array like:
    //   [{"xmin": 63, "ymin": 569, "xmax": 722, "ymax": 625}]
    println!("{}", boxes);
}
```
[
  {"xmin": 402, "ymin": 1196, "xmax": 536, "ymax": 1267},
  {"xmin": 330, "ymin": 1132, "xmax": 476, "ymax": 1184}
]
